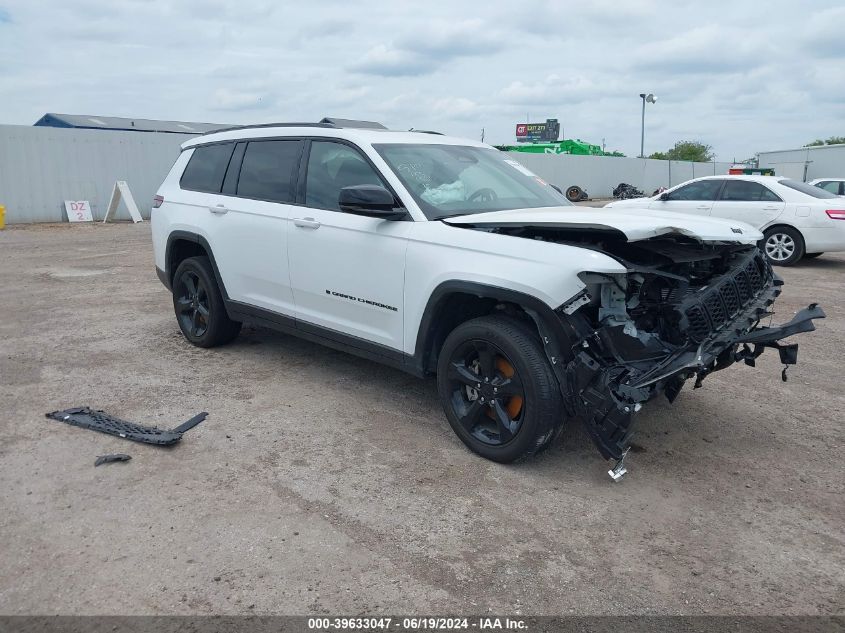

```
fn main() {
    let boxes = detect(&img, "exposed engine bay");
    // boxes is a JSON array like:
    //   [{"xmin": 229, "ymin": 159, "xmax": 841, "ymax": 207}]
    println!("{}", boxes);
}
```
[{"xmin": 477, "ymin": 225, "xmax": 825, "ymax": 466}]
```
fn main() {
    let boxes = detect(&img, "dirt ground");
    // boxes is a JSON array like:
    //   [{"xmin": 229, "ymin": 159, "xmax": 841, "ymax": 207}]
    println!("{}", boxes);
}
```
[{"xmin": 1, "ymin": 223, "xmax": 842, "ymax": 616}]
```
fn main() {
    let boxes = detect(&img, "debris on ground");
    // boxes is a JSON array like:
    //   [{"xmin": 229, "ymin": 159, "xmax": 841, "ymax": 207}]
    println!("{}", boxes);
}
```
[
  {"xmin": 45, "ymin": 407, "xmax": 208, "ymax": 446},
  {"xmin": 94, "ymin": 453, "xmax": 132, "ymax": 467}
]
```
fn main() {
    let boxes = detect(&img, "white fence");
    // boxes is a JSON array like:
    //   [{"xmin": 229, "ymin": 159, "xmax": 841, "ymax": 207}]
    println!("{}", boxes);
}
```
[
  {"xmin": 0, "ymin": 124, "xmax": 188, "ymax": 224},
  {"xmin": 0, "ymin": 124, "xmax": 736, "ymax": 224},
  {"xmin": 506, "ymin": 152, "xmax": 734, "ymax": 199}
]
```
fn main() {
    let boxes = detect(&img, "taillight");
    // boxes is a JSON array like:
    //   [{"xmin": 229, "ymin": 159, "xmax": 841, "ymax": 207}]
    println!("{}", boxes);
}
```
[
  {"xmin": 153, "ymin": 195, "xmax": 164, "ymax": 209},
  {"xmin": 825, "ymin": 209, "xmax": 845, "ymax": 220}
]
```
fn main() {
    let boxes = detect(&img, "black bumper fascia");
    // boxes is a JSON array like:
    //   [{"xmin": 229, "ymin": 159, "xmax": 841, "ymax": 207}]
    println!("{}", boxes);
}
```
[{"xmin": 156, "ymin": 266, "xmax": 171, "ymax": 290}]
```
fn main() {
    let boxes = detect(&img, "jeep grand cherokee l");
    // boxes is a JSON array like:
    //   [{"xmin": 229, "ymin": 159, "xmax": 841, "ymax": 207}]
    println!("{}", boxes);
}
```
[{"xmin": 151, "ymin": 118, "xmax": 823, "ymax": 477}]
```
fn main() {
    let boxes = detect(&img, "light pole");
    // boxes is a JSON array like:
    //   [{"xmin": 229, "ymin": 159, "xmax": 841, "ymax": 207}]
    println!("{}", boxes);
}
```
[{"xmin": 639, "ymin": 93, "xmax": 657, "ymax": 158}]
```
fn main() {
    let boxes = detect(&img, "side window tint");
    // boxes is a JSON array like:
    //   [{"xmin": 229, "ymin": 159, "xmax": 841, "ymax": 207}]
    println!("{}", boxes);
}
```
[
  {"xmin": 721, "ymin": 180, "xmax": 782, "ymax": 202},
  {"xmin": 668, "ymin": 180, "xmax": 722, "ymax": 201},
  {"xmin": 819, "ymin": 181, "xmax": 840, "ymax": 194},
  {"xmin": 180, "ymin": 143, "xmax": 235, "ymax": 193},
  {"xmin": 237, "ymin": 140, "xmax": 301, "ymax": 203},
  {"xmin": 305, "ymin": 141, "xmax": 386, "ymax": 212}
]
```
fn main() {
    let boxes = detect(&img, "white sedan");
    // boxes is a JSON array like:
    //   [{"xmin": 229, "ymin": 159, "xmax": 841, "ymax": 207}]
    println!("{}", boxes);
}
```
[{"xmin": 605, "ymin": 175, "xmax": 845, "ymax": 265}]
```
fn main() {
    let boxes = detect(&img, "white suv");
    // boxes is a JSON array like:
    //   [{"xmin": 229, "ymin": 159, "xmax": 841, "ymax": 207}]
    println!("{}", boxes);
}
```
[{"xmin": 151, "ymin": 119, "xmax": 823, "ymax": 474}]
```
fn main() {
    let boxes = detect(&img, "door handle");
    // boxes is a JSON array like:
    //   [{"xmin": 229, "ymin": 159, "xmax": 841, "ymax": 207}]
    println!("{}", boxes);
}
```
[
  {"xmin": 209, "ymin": 204, "xmax": 229, "ymax": 215},
  {"xmin": 293, "ymin": 217, "xmax": 321, "ymax": 229},
  {"xmin": 696, "ymin": 205, "xmax": 711, "ymax": 209},
  {"xmin": 762, "ymin": 206, "xmax": 780, "ymax": 210}
]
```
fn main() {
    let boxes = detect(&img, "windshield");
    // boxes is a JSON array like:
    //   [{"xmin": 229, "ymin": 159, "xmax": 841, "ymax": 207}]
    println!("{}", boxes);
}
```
[
  {"xmin": 373, "ymin": 143, "xmax": 571, "ymax": 219},
  {"xmin": 780, "ymin": 179, "xmax": 839, "ymax": 199}
]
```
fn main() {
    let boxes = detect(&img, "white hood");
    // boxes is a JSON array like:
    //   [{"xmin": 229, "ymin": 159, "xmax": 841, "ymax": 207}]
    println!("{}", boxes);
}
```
[{"xmin": 442, "ymin": 207, "xmax": 762, "ymax": 244}]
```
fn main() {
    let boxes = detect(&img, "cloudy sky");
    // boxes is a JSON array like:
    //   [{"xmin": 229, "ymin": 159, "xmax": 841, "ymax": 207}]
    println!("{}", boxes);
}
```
[{"xmin": 0, "ymin": 0, "xmax": 842, "ymax": 159}]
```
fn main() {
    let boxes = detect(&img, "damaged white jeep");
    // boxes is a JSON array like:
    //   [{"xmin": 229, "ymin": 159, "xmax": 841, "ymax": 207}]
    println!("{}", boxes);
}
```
[{"xmin": 152, "ymin": 119, "xmax": 824, "ymax": 478}]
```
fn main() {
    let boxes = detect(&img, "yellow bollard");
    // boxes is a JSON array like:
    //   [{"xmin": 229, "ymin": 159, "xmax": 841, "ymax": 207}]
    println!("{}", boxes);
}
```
[{"xmin": 0, "ymin": 205, "xmax": 5, "ymax": 230}]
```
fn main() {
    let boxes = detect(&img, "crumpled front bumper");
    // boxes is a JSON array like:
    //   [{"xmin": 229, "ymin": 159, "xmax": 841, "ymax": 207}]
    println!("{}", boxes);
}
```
[{"xmin": 564, "ymin": 274, "xmax": 825, "ymax": 461}]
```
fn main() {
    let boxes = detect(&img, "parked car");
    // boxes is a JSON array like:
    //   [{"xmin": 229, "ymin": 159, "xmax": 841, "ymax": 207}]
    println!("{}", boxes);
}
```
[
  {"xmin": 151, "ymin": 121, "xmax": 823, "ymax": 476},
  {"xmin": 605, "ymin": 175, "xmax": 845, "ymax": 265},
  {"xmin": 808, "ymin": 178, "xmax": 845, "ymax": 196}
]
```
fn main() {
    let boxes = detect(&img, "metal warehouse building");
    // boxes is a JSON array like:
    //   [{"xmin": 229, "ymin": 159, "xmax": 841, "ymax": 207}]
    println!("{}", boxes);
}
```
[
  {"xmin": 757, "ymin": 143, "xmax": 845, "ymax": 181},
  {"xmin": 34, "ymin": 113, "xmax": 227, "ymax": 135}
]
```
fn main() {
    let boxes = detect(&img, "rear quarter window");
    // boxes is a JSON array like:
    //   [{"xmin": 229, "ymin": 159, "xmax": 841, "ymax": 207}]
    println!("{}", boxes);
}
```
[
  {"xmin": 780, "ymin": 179, "xmax": 839, "ymax": 199},
  {"xmin": 180, "ymin": 143, "xmax": 236, "ymax": 193}
]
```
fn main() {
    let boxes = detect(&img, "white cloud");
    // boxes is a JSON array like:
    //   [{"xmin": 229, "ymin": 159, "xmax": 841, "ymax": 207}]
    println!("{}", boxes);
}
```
[{"xmin": 0, "ymin": 0, "xmax": 843, "ymax": 159}]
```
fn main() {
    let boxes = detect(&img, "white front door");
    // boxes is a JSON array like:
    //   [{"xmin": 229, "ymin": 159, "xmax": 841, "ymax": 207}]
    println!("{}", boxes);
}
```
[
  {"xmin": 710, "ymin": 179, "xmax": 785, "ymax": 229},
  {"xmin": 287, "ymin": 140, "xmax": 409, "ymax": 351},
  {"xmin": 650, "ymin": 179, "xmax": 725, "ymax": 216}
]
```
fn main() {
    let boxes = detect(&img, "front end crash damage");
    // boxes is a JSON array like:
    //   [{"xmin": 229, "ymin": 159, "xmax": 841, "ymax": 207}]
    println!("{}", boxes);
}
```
[{"xmin": 556, "ymin": 244, "xmax": 824, "ymax": 462}]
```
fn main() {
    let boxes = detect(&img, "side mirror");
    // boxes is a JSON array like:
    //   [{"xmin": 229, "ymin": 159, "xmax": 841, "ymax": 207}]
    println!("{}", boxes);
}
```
[
  {"xmin": 338, "ymin": 185, "xmax": 406, "ymax": 219},
  {"xmin": 550, "ymin": 184, "xmax": 563, "ymax": 194},
  {"xmin": 659, "ymin": 192, "xmax": 670, "ymax": 201}
]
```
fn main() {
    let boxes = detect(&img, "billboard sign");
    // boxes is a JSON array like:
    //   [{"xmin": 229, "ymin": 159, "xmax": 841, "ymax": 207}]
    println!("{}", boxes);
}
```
[{"xmin": 515, "ymin": 119, "xmax": 560, "ymax": 143}]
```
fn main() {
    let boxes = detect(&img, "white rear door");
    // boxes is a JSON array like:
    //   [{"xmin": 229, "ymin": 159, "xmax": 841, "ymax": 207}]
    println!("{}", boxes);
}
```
[
  {"xmin": 205, "ymin": 139, "xmax": 302, "ymax": 316},
  {"xmin": 710, "ymin": 179, "xmax": 785, "ymax": 229}
]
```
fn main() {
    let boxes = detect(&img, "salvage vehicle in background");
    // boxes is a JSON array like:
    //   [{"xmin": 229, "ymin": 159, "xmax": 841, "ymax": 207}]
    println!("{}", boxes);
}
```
[
  {"xmin": 151, "ymin": 120, "xmax": 823, "ymax": 478},
  {"xmin": 808, "ymin": 178, "xmax": 845, "ymax": 197},
  {"xmin": 605, "ymin": 175, "xmax": 845, "ymax": 265}
]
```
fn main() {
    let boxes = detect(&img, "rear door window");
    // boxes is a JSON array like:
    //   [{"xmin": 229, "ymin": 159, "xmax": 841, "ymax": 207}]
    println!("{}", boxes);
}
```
[
  {"xmin": 237, "ymin": 140, "xmax": 302, "ymax": 203},
  {"xmin": 720, "ymin": 180, "xmax": 782, "ymax": 202},
  {"xmin": 817, "ymin": 181, "xmax": 841, "ymax": 194},
  {"xmin": 180, "ymin": 143, "xmax": 236, "ymax": 193},
  {"xmin": 667, "ymin": 180, "xmax": 724, "ymax": 201}
]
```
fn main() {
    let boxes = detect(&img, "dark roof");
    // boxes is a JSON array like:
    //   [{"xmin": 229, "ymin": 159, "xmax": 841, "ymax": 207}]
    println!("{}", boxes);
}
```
[{"xmin": 34, "ymin": 113, "xmax": 231, "ymax": 134}]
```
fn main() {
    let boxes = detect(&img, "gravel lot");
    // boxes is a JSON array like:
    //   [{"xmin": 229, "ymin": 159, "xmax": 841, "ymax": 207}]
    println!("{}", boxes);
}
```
[{"xmin": 1, "ymin": 223, "xmax": 842, "ymax": 616}]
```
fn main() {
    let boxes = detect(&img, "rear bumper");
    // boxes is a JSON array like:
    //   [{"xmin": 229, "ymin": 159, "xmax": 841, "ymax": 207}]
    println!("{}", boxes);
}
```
[
  {"xmin": 156, "ymin": 266, "xmax": 171, "ymax": 291},
  {"xmin": 800, "ymin": 226, "xmax": 845, "ymax": 253}
]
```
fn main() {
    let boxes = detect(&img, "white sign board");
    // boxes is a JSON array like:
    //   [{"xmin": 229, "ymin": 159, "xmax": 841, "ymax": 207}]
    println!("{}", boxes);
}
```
[
  {"xmin": 64, "ymin": 200, "xmax": 94, "ymax": 222},
  {"xmin": 103, "ymin": 181, "xmax": 143, "ymax": 223}
]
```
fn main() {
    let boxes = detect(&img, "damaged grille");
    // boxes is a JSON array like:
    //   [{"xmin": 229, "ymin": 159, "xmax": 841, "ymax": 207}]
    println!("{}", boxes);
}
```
[{"xmin": 683, "ymin": 252, "xmax": 771, "ymax": 343}]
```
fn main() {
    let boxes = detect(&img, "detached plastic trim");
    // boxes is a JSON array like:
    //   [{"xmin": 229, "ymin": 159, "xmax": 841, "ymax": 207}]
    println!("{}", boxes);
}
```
[{"xmin": 46, "ymin": 407, "xmax": 208, "ymax": 446}]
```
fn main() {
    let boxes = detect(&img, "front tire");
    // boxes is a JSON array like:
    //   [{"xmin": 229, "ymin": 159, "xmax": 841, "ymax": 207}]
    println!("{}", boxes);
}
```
[
  {"xmin": 762, "ymin": 226, "xmax": 805, "ymax": 266},
  {"xmin": 172, "ymin": 256, "xmax": 241, "ymax": 347},
  {"xmin": 436, "ymin": 315, "xmax": 564, "ymax": 463}
]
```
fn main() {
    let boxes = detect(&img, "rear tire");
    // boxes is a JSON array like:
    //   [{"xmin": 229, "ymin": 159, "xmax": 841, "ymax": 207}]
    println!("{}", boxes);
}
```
[
  {"xmin": 762, "ymin": 226, "xmax": 805, "ymax": 266},
  {"xmin": 172, "ymin": 256, "xmax": 241, "ymax": 348},
  {"xmin": 436, "ymin": 315, "xmax": 564, "ymax": 463}
]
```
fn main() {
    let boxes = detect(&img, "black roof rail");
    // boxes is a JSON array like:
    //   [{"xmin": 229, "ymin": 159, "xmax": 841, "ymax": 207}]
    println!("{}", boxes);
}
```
[
  {"xmin": 409, "ymin": 128, "xmax": 444, "ymax": 135},
  {"xmin": 200, "ymin": 117, "xmax": 388, "ymax": 136},
  {"xmin": 320, "ymin": 117, "xmax": 387, "ymax": 129},
  {"xmin": 200, "ymin": 122, "xmax": 336, "ymax": 136}
]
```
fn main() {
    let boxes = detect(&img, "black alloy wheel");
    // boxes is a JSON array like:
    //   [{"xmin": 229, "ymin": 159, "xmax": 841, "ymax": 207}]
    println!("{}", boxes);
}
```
[
  {"xmin": 436, "ymin": 315, "xmax": 564, "ymax": 463},
  {"xmin": 172, "ymin": 256, "xmax": 241, "ymax": 347},
  {"xmin": 175, "ymin": 269, "xmax": 210, "ymax": 339},
  {"xmin": 444, "ymin": 338, "xmax": 526, "ymax": 446}
]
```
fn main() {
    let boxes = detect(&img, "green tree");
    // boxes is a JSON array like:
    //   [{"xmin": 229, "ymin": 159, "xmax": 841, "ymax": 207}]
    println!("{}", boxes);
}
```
[
  {"xmin": 649, "ymin": 141, "xmax": 714, "ymax": 162},
  {"xmin": 804, "ymin": 136, "xmax": 845, "ymax": 146}
]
